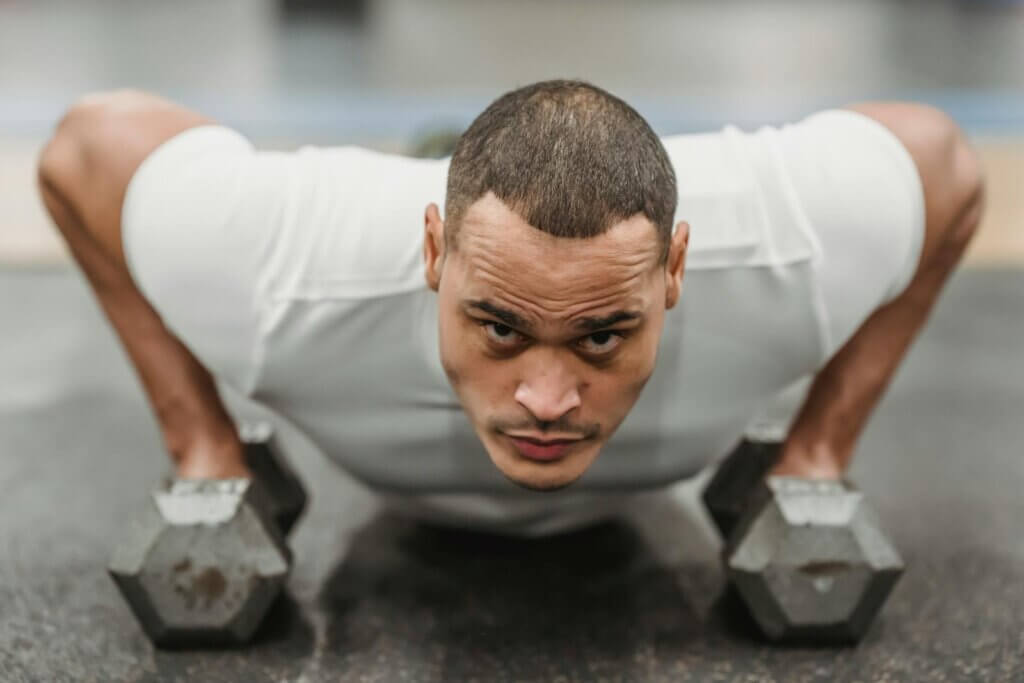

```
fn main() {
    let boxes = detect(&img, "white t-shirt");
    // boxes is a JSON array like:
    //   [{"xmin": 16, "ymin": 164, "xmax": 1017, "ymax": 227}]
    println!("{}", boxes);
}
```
[{"xmin": 121, "ymin": 110, "xmax": 924, "ymax": 534}]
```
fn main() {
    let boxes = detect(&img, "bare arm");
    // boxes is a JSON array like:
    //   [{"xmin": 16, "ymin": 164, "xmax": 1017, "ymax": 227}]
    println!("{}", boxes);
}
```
[
  {"xmin": 38, "ymin": 89, "xmax": 248, "ymax": 478},
  {"xmin": 772, "ymin": 102, "xmax": 985, "ymax": 478}
]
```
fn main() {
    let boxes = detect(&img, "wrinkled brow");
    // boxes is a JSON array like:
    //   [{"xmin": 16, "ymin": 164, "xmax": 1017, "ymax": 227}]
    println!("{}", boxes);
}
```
[{"xmin": 462, "ymin": 299, "xmax": 643, "ymax": 333}]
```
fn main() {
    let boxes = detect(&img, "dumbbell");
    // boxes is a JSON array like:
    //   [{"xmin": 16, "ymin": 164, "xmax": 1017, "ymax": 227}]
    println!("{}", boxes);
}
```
[
  {"xmin": 108, "ymin": 421, "xmax": 307, "ymax": 647},
  {"xmin": 703, "ymin": 435, "xmax": 904, "ymax": 643}
]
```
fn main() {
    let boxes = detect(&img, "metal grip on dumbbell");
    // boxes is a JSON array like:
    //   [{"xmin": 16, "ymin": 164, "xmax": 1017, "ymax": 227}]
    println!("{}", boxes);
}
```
[
  {"xmin": 239, "ymin": 421, "xmax": 308, "ymax": 536},
  {"xmin": 702, "ymin": 436, "xmax": 783, "ymax": 539}
]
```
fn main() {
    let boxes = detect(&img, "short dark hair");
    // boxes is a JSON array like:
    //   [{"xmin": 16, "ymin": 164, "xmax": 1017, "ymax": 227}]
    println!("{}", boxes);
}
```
[{"xmin": 444, "ymin": 79, "xmax": 677, "ymax": 264}]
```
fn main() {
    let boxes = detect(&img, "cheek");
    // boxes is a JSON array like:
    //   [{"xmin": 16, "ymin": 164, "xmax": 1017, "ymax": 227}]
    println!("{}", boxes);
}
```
[
  {"xmin": 631, "ymin": 325, "xmax": 662, "ymax": 379},
  {"xmin": 590, "ymin": 371, "xmax": 645, "ymax": 412},
  {"xmin": 438, "ymin": 313, "xmax": 501, "ymax": 396},
  {"xmin": 440, "ymin": 355, "xmax": 460, "ymax": 387},
  {"xmin": 597, "ymin": 337, "xmax": 659, "ymax": 406}
]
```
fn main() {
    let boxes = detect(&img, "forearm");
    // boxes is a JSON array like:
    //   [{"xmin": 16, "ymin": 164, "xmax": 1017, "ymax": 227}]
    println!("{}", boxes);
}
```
[
  {"xmin": 38, "ymin": 176, "xmax": 244, "ymax": 475},
  {"xmin": 778, "ymin": 289, "xmax": 936, "ymax": 476},
  {"xmin": 777, "ymin": 191, "xmax": 984, "ymax": 477}
]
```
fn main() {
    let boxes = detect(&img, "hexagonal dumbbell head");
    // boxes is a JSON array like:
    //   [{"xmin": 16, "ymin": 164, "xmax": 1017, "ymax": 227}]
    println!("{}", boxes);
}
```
[
  {"xmin": 725, "ymin": 477, "xmax": 904, "ymax": 643},
  {"xmin": 108, "ymin": 479, "xmax": 292, "ymax": 647},
  {"xmin": 239, "ymin": 421, "xmax": 308, "ymax": 536},
  {"xmin": 702, "ymin": 435, "xmax": 784, "ymax": 539}
]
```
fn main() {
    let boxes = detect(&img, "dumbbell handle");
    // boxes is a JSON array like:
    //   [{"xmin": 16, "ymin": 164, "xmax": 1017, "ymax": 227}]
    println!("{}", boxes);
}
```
[
  {"xmin": 154, "ymin": 477, "xmax": 290, "ymax": 555},
  {"xmin": 161, "ymin": 422, "xmax": 308, "ymax": 537},
  {"xmin": 239, "ymin": 422, "xmax": 307, "ymax": 536},
  {"xmin": 703, "ymin": 438, "xmax": 783, "ymax": 539},
  {"xmin": 727, "ymin": 474, "xmax": 857, "ymax": 548}
]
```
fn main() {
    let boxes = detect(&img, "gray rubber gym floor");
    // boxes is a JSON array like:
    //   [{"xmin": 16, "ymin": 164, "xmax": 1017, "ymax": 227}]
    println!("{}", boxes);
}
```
[{"xmin": 2, "ymin": 266, "xmax": 1022, "ymax": 682}]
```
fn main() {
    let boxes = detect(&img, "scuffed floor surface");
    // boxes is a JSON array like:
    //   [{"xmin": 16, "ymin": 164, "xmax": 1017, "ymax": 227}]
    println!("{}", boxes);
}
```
[{"xmin": 1, "ymin": 267, "xmax": 1023, "ymax": 682}]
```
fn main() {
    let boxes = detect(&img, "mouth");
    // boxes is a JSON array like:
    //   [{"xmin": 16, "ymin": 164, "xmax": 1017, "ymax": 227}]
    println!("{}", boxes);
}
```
[{"xmin": 503, "ymin": 433, "xmax": 584, "ymax": 462}]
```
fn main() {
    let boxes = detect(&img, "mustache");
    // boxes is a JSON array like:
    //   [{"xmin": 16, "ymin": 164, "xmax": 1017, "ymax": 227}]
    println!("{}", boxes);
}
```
[{"xmin": 488, "ymin": 416, "xmax": 601, "ymax": 439}]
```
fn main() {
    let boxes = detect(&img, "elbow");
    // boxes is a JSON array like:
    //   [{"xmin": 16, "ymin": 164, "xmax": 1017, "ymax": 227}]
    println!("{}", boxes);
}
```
[
  {"xmin": 917, "ymin": 104, "xmax": 984, "ymax": 194},
  {"xmin": 958, "ymin": 149, "xmax": 985, "ymax": 252},
  {"xmin": 37, "ymin": 112, "xmax": 78, "ymax": 194},
  {"xmin": 850, "ymin": 101, "xmax": 986, "ymax": 224},
  {"xmin": 904, "ymin": 103, "xmax": 985, "ymax": 250},
  {"xmin": 38, "ymin": 89, "xmax": 152, "ymax": 191},
  {"xmin": 958, "ymin": 134, "xmax": 985, "ymax": 224},
  {"xmin": 935, "ymin": 106, "xmax": 985, "ymax": 204},
  {"xmin": 38, "ymin": 93, "xmax": 102, "ymax": 193},
  {"xmin": 37, "ymin": 129, "xmax": 77, "ymax": 203},
  {"xmin": 942, "ymin": 115, "xmax": 985, "ymax": 250}
]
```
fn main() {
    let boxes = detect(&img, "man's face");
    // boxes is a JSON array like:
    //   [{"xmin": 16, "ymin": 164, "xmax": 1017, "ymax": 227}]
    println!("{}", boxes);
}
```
[{"xmin": 424, "ymin": 193, "xmax": 687, "ymax": 491}]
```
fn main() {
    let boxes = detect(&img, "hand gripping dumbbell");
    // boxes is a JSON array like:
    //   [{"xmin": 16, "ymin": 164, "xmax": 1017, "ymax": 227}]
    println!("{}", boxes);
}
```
[
  {"xmin": 703, "ymin": 435, "xmax": 904, "ymax": 643},
  {"xmin": 108, "ymin": 422, "xmax": 307, "ymax": 647}
]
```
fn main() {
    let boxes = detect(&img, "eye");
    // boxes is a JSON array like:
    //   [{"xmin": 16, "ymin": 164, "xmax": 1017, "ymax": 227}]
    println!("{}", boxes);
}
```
[
  {"xmin": 481, "ymin": 321, "xmax": 527, "ymax": 347},
  {"xmin": 578, "ymin": 330, "xmax": 625, "ymax": 355}
]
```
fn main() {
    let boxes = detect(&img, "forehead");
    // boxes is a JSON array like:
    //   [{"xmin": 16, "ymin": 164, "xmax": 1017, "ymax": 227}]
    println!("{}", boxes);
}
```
[{"xmin": 451, "ymin": 193, "xmax": 661, "ymax": 320}]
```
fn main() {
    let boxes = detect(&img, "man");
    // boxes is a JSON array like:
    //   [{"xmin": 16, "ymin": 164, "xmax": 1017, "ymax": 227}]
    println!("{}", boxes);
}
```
[{"xmin": 38, "ymin": 80, "xmax": 983, "ymax": 535}]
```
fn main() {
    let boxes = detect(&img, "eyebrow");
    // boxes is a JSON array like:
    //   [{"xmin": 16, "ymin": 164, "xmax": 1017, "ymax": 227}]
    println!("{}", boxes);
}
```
[{"xmin": 463, "ymin": 299, "xmax": 644, "ymax": 333}]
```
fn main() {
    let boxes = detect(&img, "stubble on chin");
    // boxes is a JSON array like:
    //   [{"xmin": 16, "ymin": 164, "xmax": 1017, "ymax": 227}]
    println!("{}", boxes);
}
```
[
  {"xmin": 488, "ymin": 440, "xmax": 595, "ymax": 494},
  {"xmin": 501, "ymin": 468, "xmax": 579, "ymax": 493}
]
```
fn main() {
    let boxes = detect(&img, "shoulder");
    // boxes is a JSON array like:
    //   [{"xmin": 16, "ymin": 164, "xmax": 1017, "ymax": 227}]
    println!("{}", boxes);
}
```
[
  {"xmin": 38, "ymin": 89, "xmax": 214, "ymax": 267},
  {"xmin": 844, "ymin": 102, "xmax": 984, "ymax": 266},
  {"xmin": 246, "ymin": 144, "xmax": 449, "ymax": 301},
  {"xmin": 661, "ymin": 115, "xmax": 892, "ymax": 270}
]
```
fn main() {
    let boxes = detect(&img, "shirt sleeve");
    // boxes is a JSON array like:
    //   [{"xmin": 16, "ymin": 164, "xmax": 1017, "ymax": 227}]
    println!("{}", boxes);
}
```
[
  {"xmin": 121, "ymin": 125, "xmax": 277, "ymax": 393},
  {"xmin": 774, "ymin": 109, "xmax": 927, "ymax": 359},
  {"xmin": 121, "ymin": 125, "xmax": 449, "ymax": 394}
]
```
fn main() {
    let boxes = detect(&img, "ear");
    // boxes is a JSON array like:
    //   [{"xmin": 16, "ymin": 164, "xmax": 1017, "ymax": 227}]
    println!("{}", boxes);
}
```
[
  {"xmin": 423, "ymin": 203, "xmax": 445, "ymax": 291},
  {"xmin": 664, "ymin": 220, "xmax": 689, "ymax": 309}
]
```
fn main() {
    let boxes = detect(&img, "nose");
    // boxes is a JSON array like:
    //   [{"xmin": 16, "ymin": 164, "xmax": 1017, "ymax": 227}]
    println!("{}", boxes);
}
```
[{"xmin": 514, "ymin": 358, "xmax": 582, "ymax": 423}]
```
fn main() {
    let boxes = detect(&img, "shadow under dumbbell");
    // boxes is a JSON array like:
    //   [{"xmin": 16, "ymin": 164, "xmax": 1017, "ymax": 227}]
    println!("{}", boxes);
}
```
[
  {"xmin": 709, "ymin": 584, "xmax": 772, "ymax": 644},
  {"xmin": 148, "ymin": 592, "xmax": 313, "ymax": 653},
  {"xmin": 249, "ymin": 592, "xmax": 315, "ymax": 648},
  {"xmin": 148, "ymin": 593, "xmax": 315, "ymax": 682},
  {"xmin": 314, "ymin": 512, "xmax": 710, "ymax": 678}
]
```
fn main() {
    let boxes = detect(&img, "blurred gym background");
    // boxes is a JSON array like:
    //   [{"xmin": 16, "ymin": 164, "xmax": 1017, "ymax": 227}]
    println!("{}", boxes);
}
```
[
  {"xmin": 2, "ymin": 3, "xmax": 1023, "ymax": 679},
  {"xmin": 1, "ymin": 0, "xmax": 1022, "ymax": 265}
]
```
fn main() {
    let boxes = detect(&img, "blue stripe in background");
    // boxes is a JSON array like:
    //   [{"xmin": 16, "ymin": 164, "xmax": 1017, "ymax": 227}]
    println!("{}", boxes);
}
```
[{"xmin": 3, "ymin": 89, "xmax": 1023, "ymax": 140}]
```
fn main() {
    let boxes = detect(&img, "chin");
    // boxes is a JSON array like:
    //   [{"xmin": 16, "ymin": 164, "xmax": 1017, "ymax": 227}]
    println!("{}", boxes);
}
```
[
  {"xmin": 484, "ymin": 435, "xmax": 599, "ymax": 493},
  {"xmin": 501, "ymin": 470, "xmax": 581, "ymax": 493}
]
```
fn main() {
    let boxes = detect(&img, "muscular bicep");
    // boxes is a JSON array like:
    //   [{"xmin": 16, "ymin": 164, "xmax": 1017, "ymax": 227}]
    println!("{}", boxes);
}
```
[{"xmin": 39, "ymin": 90, "xmax": 213, "ymax": 269}]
